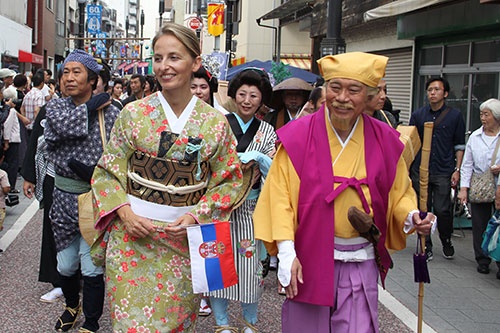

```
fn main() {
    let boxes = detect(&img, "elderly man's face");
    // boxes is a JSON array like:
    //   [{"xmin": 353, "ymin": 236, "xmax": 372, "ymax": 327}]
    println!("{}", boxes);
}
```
[
  {"xmin": 325, "ymin": 78, "xmax": 368, "ymax": 131},
  {"xmin": 283, "ymin": 90, "xmax": 305, "ymax": 113},
  {"xmin": 366, "ymin": 80, "xmax": 386, "ymax": 113},
  {"xmin": 62, "ymin": 62, "xmax": 93, "ymax": 99}
]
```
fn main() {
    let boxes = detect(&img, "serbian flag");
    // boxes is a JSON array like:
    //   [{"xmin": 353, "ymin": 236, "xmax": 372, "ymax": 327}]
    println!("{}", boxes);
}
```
[{"xmin": 187, "ymin": 221, "xmax": 238, "ymax": 293}]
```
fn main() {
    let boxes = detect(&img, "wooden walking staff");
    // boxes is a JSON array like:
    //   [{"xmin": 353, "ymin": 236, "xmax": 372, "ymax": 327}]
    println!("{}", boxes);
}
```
[{"xmin": 416, "ymin": 121, "xmax": 433, "ymax": 333}]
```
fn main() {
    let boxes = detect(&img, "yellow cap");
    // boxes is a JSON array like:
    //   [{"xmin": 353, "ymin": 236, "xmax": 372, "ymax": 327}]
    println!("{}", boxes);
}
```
[{"xmin": 317, "ymin": 52, "xmax": 388, "ymax": 88}]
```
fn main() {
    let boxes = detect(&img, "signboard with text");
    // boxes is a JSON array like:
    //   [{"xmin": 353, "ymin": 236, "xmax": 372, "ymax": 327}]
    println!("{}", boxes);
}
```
[
  {"xmin": 95, "ymin": 32, "xmax": 107, "ymax": 58},
  {"xmin": 87, "ymin": 4, "xmax": 102, "ymax": 35}
]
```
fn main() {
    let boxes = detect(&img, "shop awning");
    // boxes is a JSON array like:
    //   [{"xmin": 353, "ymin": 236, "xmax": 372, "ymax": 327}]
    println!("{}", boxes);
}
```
[
  {"xmin": 364, "ymin": 0, "xmax": 453, "ymax": 22},
  {"xmin": 18, "ymin": 50, "xmax": 43, "ymax": 65},
  {"xmin": 280, "ymin": 54, "xmax": 311, "ymax": 71},
  {"xmin": 258, "ymin": 0, "xmax": 311, "ymax": 21}
]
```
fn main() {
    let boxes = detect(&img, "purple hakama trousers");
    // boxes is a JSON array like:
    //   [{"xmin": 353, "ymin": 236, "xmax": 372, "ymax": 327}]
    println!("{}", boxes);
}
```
[{"xmin": 282, "ymin": 243, "xmax": 379, "ymax": 333}]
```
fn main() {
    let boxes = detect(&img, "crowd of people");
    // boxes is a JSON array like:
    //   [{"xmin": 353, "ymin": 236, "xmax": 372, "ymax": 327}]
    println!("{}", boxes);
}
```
[{"xmin": 0, "ymin": 21, "xmax": 498, "ymax": 332}]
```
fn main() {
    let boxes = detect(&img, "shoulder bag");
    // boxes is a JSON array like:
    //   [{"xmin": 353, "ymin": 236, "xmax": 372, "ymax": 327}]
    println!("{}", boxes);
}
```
[
  {"xmin": 79, "ymin": 110, "xmax": 106, "ymax": 245},
  {"xmin": 469, "ymin": 135, "xmax": 500, "ymax": 203}
]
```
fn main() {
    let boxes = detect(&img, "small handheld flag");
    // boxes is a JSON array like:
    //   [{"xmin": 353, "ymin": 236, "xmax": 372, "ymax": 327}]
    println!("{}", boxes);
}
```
[{"xmin": 187, "ymin": 221, "xmax": 238, "ymax": 293}]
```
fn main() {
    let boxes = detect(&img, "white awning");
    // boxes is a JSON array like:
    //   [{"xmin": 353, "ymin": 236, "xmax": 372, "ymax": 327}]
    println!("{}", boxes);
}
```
[{"xmin": 364, "ymin": 0, "xmax": 453, "ymax": 22}]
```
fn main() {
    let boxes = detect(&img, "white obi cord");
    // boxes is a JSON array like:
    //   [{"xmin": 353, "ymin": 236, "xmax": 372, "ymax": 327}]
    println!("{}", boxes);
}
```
[
  {"xmin": 333, "ymin": 236, "xmax": 375, "ymax": 262},
  {"xmin": 128, "ymin": 195, "xmax": 194, "ymax": 223}
]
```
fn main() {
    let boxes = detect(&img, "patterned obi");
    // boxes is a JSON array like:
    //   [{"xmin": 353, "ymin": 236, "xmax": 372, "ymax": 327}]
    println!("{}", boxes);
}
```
[{"xmin": 127, "ymin": 150, "xmax": 209, "ymax": 207}]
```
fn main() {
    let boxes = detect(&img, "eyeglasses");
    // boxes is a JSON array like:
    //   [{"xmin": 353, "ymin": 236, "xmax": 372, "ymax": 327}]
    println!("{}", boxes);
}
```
[{"xmin": 427, "ymin": 87, "xmax": 442, "ymax": 92}]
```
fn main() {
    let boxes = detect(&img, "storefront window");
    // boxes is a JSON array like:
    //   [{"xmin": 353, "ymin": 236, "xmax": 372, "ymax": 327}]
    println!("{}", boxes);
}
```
[
  {"xmin": 444, "ymin": 73, "xmax": 469, "ymax": 131},
  {"xmin": 416, "ymin": 40, "xmax": 500, "ymax": 134},
  {"xmin": 420, "ymin": 47, "xmax": 442, "ymax": 66},
  {"xmin": 473, "ymin": 40, "xmax": 500, "ymax": 63},
  {"xmin": 445, "ymin": 44, "xmax": 469, "ymax": 65}
]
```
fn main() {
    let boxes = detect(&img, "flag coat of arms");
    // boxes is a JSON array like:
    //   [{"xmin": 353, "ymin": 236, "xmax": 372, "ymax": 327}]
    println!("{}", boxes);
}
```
[
  {"xmin": 187, "ymin": 221, "xmax": 238, "ymax": 293},
  {"xmin": 207, "ymin": 2, "xmax": 225, "ymax": 37}
]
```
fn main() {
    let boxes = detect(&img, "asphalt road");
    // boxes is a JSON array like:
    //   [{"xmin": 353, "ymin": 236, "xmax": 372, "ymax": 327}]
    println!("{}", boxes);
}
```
[{"xmin": 0, "ymin": 209, "xmax": 412, "ymax": 332}]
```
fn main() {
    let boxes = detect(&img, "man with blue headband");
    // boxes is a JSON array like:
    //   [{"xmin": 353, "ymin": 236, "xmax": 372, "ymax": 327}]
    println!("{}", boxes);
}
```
[{"xmin": 44, "ymin": 49, "xmax": 120, "ymax": 333}]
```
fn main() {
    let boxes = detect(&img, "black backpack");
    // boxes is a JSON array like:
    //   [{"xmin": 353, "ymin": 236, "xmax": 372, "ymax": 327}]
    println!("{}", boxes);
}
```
[{"xmin": 0, "ymin": 103, "xmax": 11, "ymax": 146}]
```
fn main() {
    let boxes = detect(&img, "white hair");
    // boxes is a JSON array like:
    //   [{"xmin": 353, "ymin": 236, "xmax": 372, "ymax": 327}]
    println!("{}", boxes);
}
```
[{"xmin": 480, "ymin": 98, "xmax": 500, "ymax": 121}]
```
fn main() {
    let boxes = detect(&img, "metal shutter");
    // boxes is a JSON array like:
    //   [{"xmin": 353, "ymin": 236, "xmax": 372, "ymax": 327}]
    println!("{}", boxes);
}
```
[{"xmin": 375, "ymin": 48, "xmax": 413, "ymax": 125}]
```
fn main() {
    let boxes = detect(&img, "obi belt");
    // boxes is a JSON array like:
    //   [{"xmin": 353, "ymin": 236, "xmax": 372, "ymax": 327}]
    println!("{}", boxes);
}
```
[{"xmin": 127, "ymin": 150, "xmax": 209, "ymax": 208}]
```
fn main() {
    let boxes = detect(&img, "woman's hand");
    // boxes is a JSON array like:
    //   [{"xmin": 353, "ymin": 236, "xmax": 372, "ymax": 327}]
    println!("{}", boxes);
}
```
[
  {"xmin": 117, "ymin": 205, "xmax": 155, "ymax": 238},
  {"xmin": 491, "ymin": 164, "xmax": 500, "ymax": 176},
  {"xmin": 457, "ymin": 187, "xmax": 468, "ymax": 205},
  {"xmin": 164, "ymin": 214, "xmax": 197, "ymax": 238},
  {"xmin": 240, "ymin": 160, "xmax": 255, "ymax": 173}
]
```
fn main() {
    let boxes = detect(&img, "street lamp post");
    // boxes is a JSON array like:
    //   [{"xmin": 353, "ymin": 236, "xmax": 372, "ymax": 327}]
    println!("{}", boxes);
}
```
[
  {"xmin": 77, "ymin": 0, "xmax": 87, "ymax": 50},
  {"xmin": 159, "ymin": 0, "xmax": 165, "ymax": 30},
  {"xmin": 320, "ymin": 0, "xmax": 346, "ymax": 57},
  {"xmin": 140, "ymin": 10, "xmax": 145, "ymax": 61},
  {"xmin": 126, "ymin": 16, "xmax": 129, "ymax": 39}
]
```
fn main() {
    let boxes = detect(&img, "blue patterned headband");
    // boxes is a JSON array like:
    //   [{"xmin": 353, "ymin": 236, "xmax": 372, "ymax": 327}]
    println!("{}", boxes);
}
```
[{"xmin": 63, "ymin": 49, "xmax": 102, "ymax": 75}]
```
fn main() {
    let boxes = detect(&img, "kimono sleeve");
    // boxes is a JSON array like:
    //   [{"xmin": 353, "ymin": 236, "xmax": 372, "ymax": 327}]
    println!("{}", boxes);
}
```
[
  {"xmin": 189, "ymin": 120, "xmax": 246, "ymax": 223},
  {"xmin": 386, "ymin": 155, "xmax": 419, "ymax": 250},
  {"xmin": 92, "ymin": 109, "xmax": 135, "ymax": 231},
  {"xmin": 45, "ymin": 100, "xmax": 90, "ymax": 145},
  {"xmin": 253, "ymin": 145, "xmax": 300, "ymax": 256}
]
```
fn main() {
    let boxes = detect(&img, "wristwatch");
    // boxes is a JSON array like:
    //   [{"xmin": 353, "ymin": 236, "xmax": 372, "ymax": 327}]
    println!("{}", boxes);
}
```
[{"xmin": 454, "ymin": 167, "xmax": 460, "ymax": 173}]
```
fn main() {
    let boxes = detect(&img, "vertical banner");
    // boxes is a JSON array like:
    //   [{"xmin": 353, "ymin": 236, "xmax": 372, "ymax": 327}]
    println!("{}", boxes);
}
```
[
  {"xmin": 207, "ymin": 1, "xmax": 225, "ymax": 37},
  {"xmin": 201, "ymin": 52, "xmax": 229, "ymax": 80},
  {"xmin": 95, "ymin": 32, "xmax": 107, "ymax": 58},
  {"xmin": 87, "ymin": 4, "xmax": 102, "ymax": 35}
]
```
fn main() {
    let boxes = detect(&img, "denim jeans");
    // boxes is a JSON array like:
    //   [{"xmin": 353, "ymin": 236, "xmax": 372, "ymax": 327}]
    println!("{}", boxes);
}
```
[
  {"xmin": 210, "ymin": 297, "xmax": 258, "ymax": 326},
  {"xmin": 56, "ymin": 234, "xmax": 103, "ymax": 277}
]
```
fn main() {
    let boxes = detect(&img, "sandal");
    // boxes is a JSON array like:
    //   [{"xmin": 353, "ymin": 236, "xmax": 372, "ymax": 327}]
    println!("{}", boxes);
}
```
[
  {"xmin": 238, "ymin": 318, "xmax": 259, "ymax": 333},
  {"xmin": 199, "ymin": 298, "xmax": 212, "ymax": 316},
  {"xmin": 214, "ymin": 325, "xmax": 239, "ymax": 333},
  {"xmin": 78, "ymin": 328, "xmax": 96, "ymax": 333},
  {"xmin": 55, "ymin": 302, "xmax": 82, "ymax": 332}
]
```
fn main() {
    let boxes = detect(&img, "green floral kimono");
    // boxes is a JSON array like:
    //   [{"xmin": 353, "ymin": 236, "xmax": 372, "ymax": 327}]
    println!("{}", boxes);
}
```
[{"xmin": 90, "ymin": 92, "xmax": 246, "ymax": 332}]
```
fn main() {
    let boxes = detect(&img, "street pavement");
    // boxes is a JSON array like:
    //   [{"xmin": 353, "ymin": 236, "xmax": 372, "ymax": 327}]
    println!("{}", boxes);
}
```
[{"xmin": 0, "ymin": 176, "xmax": 496, "ymax": 332}]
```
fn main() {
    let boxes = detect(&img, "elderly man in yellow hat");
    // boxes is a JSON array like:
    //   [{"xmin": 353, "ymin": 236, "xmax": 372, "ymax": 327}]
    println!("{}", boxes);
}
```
[{"xmin": 254, "ymin": 52, "xmax": 435, "ymax": 332}]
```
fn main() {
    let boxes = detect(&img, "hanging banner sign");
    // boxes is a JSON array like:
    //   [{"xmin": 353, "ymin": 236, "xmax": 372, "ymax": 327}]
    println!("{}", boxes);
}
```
[
  {"xmin": 207, "ymin": 2, "xmax": 225, "ymax": 37},
  {"xmin": 87, "ymin": 4, "xmax": 102, "ymax": 35},
  {"xmin": 95, "ymin": 32, "xmax": 107, "ymax": 56}
]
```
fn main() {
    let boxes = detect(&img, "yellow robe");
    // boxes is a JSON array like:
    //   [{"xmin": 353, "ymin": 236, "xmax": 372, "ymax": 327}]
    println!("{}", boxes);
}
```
[{"xmin": 253, "ymin": 115, "xmax": 418, "ymax": 255}]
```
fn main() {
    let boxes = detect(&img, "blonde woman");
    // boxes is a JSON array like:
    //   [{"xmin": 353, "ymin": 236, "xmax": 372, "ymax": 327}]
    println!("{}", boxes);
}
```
[{"xmin": 91, "ymin": 23, "xmax": 248, "ymax": 332}]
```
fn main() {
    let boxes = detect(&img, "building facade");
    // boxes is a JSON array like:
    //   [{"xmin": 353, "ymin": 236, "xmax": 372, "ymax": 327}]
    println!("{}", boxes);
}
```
[
  {"xmin": 0, "ymin": 1, "xmax": 35, "ymax": 72},
  {"xmin": 259, "ymin": 0, "xmax": 500, "ymax": 132}
]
